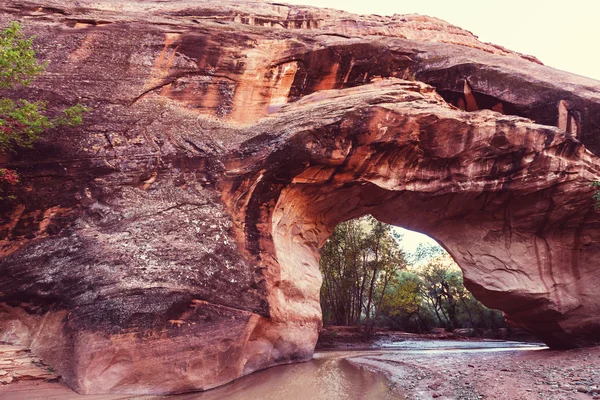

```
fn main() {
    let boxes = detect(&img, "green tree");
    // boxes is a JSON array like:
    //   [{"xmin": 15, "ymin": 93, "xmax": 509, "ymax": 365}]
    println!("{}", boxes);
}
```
[
  {"xmin": 362, "ymin": 217, "xmax": 407, "ymax": 331},
  {"xmin": 382, "ymin": 271, "xmax": 421, "ymax": 316},
  {"xmin": 380, "ymin": 270, "xmax": 432, "ymax": 332},
  {"xmin": 419, "ymin": 260, "xmax": 462, "ymax": 330},
  {"xmin": 0, "ymin": 21, "xmax": 85, "ymax": 199},
  {"xmin": 320, "ymin": 218, "xmax": 370, "ymax": 326},
  {"xmin": 410, "ymin": 243, "xmax": 505, "ymax": 334},
  {"xmin": 319, "ymin": 215, "xmax": 407, "ymax": 329}
]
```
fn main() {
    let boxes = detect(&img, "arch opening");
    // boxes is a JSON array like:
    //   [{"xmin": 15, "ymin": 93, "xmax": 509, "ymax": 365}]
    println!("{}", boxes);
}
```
[
  {"xmin": 267, "ymin": 175, "xmax": 598, "ymax": 351},
  {"xmin": 318, "ymin": 217, "xmax": 507, "ymax": 336}
]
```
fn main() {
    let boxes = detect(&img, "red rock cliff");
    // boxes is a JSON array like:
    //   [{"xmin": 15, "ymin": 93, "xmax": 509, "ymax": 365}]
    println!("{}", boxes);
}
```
[{"xmin": 1, "ymin": 0, "xmax": 600, "ymax": 395}]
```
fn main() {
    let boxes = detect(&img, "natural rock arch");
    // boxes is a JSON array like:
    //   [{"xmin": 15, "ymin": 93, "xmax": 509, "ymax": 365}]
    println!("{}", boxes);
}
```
[
  {"xmin": 223, "ymin": 81, "xmax": 600, "ymax": 369},
  {"xmin": 1, "ymin": 0, "xmax": 600, "ymax": 395}
]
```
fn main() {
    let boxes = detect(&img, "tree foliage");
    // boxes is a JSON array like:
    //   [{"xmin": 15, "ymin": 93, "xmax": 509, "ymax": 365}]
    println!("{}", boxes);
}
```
[
  {"xmin": 592, "ymin": 181, "xmax": 600, "ymax": 210},
  {"xmin": 0, "ymin": 21, "xmax": 85, "ymax": 199},
  {"xmin": 0, "ymin": 22, "xmax": 45, "ymax": 89},
  {"xmin": 319, "ymin": 218, "xmax": 506, "ymax": 335},
  {"xmin": 319, "ymin": 216, "xmax": 406, "ymax": 330}
]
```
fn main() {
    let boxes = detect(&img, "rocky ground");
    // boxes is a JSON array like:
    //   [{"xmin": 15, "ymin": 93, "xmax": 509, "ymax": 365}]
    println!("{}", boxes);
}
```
[
  {"xmin": 350, "ymin": 345, "xmax": 600, "ymax": 400},
  {"xmin": 0, "ymin": 344, "xmax": 58, "ymax": 385}
]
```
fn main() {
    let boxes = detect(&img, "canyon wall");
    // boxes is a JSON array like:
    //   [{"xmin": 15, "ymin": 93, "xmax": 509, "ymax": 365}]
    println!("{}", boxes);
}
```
[{"xmin": 1, "ymin": 0, "xmax": 600, "ymax": 394}]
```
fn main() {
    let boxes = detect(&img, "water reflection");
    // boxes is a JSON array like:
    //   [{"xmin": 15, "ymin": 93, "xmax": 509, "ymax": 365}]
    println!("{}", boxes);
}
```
[{"xmin": 170, "ymin": 352, "xmax": 401, "ymax": 400}]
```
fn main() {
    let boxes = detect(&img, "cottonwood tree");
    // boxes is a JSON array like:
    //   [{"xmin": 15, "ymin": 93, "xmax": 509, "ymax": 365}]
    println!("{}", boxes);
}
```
[
  {"xmin": 0, "ymin": 21, "xmax": 85, "ymax": 199},
  {"xmin": 319, "ymin": 215, "xmax": 407, "ymax": 330},
  {"xmin": 380, "ymin": 270, "xmax": 428, "ymax": 332}
]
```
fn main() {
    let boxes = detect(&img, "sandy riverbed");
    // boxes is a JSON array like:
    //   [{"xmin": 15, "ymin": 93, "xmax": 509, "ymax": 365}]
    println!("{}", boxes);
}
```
[{"xmin": 348, "ymin": 344, "xmax": 600, "ymax": 399}]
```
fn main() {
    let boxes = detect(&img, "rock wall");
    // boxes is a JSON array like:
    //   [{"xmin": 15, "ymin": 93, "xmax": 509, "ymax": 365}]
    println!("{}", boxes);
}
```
[{"xmin": 1, "ymin": 0, "xmax": 600, "ymax": 394}]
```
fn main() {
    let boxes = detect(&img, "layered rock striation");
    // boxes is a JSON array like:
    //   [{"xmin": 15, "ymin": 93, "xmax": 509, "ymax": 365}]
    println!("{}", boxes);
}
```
[{"xmin": 1, "ymin": 0, "xmax": 600, "ymax": 394}]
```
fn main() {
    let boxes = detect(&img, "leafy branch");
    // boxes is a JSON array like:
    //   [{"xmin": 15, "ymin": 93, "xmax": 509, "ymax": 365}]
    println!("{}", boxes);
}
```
[{"xmin": 0, "ymin": 21, "xmax": 86, "ymax": 200}]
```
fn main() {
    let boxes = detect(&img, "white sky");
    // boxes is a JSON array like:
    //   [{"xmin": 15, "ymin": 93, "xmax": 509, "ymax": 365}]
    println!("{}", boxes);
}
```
[
  {"xmin": 394, "ymin": 227, "xmax": 440, "ymax": 256},
  {"xmin": 283, "ymin": 0, "xmax": 600, "ymax": 253},
  {"xmin": 281, "ymin": 0, "xmax": 600, "ymax": 81}
]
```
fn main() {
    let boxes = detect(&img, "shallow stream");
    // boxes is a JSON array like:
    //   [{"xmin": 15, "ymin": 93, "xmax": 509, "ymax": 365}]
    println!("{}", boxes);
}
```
[{"xmin": 171, "ymin": 340, "xmax": 546, "ymax": 400}]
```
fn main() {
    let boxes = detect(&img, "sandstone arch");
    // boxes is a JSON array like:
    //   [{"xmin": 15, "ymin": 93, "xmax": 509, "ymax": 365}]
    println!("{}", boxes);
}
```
[
  {"xmin": 1, "ymin": 0, "xmax": 600, "ymax": 395},
  {"xmin": 223, "ymin": 80, "xmax": 600, "ymax": 367}
]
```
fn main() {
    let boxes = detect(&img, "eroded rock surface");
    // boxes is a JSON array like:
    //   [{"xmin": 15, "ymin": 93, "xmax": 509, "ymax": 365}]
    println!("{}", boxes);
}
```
[
  {"xmin": 1, "ymin": 0, "xmax": 600, "ymax": 395},
  {"xmin": 0, "ymin": 344, "xmax": 58, "ymax": 385}
]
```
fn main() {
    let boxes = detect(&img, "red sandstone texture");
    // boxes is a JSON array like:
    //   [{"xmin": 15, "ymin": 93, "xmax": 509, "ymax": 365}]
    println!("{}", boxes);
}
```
[{"xmin": 1, "ymin": 0, "xmax": 600, "ymax": 395}]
